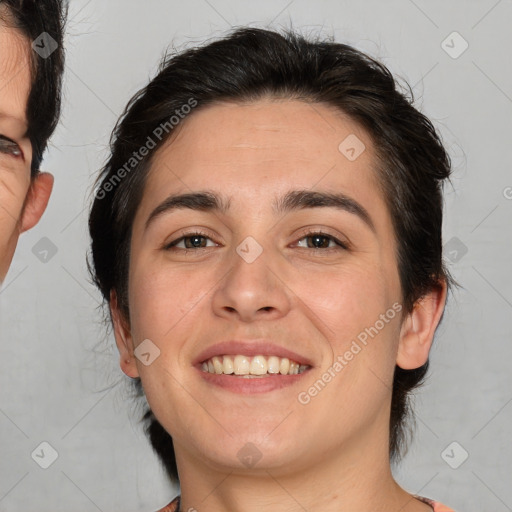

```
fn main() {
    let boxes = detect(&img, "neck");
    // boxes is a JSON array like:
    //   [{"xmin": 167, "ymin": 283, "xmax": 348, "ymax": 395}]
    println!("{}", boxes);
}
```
[{"xmin": 173, "ymin": 422, "xmax": 430, "ymax": 512}]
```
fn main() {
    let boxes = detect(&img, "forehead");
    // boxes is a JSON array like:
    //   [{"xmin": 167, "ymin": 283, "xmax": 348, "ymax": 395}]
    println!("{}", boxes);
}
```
[
  {"xmin": 0, "ymin": 22, "xmax": 31, "ymax": 127},
  {"xmin": 146, "ymin": 99, "xmax": 384, "ymax": 214},
  {"xmin": 160, "ymin": 99, "xmax": 367, "ymax": 161}
]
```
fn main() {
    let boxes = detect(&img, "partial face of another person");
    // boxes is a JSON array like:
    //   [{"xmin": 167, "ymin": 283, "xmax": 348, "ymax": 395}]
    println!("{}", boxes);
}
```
[
  {"xmin": 113, "ymin": 99, "xmax": 445, "ymax": 476},
  {"xmin": 0, "ymin": 22, "xmax": 53, "ymax": 284}
]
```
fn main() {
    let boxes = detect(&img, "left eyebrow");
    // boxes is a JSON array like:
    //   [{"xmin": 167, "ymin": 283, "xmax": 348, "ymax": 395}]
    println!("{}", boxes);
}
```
[
  {"xmin": 274, "ymin": 189, "xmax": 376, "ymax": 233},
  {"xmin": 145, "ymin": 189, "xmax": 376, "ymax": 234},
  {"xmin": 145, "ymin": 191, "xmax": 231, "ymax": 230}
]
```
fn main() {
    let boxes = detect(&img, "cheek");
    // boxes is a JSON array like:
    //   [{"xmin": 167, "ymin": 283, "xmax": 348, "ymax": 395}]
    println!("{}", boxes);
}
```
[
  {"xmin": 0, "ymin": 208, "xmax": 17, "ymax": 240},
  {"xmin": 0, "ymin": 175, "xmax": 29, "ymax": 281},
  {"xmin": 128, "ymin": 258, "xmax": 209, "ymax": 345},
  {"xmin": 0, "ymin": 173, "xmax": 29, "ymax": 226},
  {"xmin": 296, "ymin": 260, "xmax": 401, "ymax": 387},
  {"xmin": 294, "ymin": 260, "xmax": 394, "ymax": 339}
]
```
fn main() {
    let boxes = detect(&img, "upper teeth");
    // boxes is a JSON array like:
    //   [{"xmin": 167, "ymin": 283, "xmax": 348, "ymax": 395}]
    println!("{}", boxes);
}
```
[{"xmin": 201, "ymin": 355, "xmax": 308, "ymax": 376}]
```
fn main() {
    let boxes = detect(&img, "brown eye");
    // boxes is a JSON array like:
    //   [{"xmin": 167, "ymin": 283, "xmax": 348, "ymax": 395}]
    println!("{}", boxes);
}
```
[
  {"xmin": 0, "ymin": 136, "xmax": 22, "ymax": 158},
  {"xmin": 296, "ymin": 230, "xmax": 349, "ymax": 251},
  {"xmin": 301, "ymin": 233, "xmax": 333, "ymax": 249},
  {"xmin": 165, "ymin": 231, "xmax": 217, "ymax": 251}
]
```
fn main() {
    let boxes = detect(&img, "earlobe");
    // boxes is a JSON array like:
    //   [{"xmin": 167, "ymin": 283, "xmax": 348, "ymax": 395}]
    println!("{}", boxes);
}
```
[
  {"xmin": 396, "ymin": 280, "xmax": 447, "ymax": 370},
  {"xmin": 110, "ymin": 290, "xmax": 140, "ymax": 379},
  {"xmin": 20, "ymin": 172, "xmax": 54, "ymax": 232}
]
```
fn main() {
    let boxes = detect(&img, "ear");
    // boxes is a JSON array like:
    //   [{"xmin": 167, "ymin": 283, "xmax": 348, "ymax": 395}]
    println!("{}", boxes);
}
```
[
  {"xmin": 396, "ymin": 280, "xmax": 447, "ymax": 370},
  {"xmin": 20, "ymin": 172, "xmax": 53, "ymax": 232},
  {"xmin": 110, "ymin": 289, "xmax": 140, "ymax": 378}
]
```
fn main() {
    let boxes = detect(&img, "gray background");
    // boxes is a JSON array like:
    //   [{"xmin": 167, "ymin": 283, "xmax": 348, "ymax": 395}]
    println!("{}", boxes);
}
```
[{"xmin": 1, "ymin": 0, "xmax": 511, "ymax": 510}]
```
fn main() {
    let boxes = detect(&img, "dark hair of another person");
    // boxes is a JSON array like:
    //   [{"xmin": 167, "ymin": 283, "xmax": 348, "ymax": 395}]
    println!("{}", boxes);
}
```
[
  {"xmin": 88, "ymin": 27, "xmax": 455, "ymax": 484},
  {"xmin": 0, "ymin": 0, "xmax": 67, "ymax": 176}
]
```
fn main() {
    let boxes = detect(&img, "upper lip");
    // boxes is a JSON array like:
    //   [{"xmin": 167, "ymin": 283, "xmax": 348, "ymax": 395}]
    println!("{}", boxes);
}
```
[{"xmin": 193, "ymin": 340, "xmax": 314, "ymax": 367}]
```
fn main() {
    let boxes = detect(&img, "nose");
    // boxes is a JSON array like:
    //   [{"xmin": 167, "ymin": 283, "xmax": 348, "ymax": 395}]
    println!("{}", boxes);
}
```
[{"xmin": 211, "ymin": 238, "xmax": 292, "ymax": 323}]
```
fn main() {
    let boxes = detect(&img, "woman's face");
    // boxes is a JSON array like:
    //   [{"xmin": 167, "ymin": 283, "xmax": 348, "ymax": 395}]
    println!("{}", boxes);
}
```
[
  {"xmin": 0, "ymin": 22, "xmax": 52, "ymax": 285},
  {"xmin": 0, "ymin": 23, "xmax": 31, "ymax": 282},
  {"xmin": 115, "ymin": 99, "xmax": 425, "ymax": 475}
]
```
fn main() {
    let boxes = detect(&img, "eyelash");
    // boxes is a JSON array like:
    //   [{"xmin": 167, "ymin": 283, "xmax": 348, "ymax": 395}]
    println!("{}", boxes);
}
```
[
  {"xmin": 164, "ymin": 229, "xmax": 349, "ymax": 254},
  {"xmin": 0, "ymin": 135, "xmax": 23, "ymax": 158}
]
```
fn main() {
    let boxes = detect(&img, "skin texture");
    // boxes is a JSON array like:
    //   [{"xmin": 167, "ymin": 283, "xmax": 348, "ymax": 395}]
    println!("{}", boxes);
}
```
[
  {"xmin": 0, "ymin": 22, "xmax": 53, "ymax": 285},
  {"xmin": 112, "ymin": 99, "xmax": 446, "ymax": 512}
]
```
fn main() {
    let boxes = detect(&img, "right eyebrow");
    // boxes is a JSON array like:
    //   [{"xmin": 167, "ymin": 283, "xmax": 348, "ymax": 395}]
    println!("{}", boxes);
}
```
[{"xmin": 145, "ymin": 191, "xmax": 231, "ymax": 231}]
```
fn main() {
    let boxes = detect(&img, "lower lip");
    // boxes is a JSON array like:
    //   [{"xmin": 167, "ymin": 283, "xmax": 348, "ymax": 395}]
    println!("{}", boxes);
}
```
[{"xmin": 195, "ymin": 366, "xmax": 310, "ymax": 393}]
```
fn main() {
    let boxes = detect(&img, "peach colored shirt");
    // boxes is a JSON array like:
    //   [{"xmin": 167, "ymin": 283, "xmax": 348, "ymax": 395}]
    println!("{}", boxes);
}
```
[
  {"xmin": 416, "ymin": 495, "xmax": 456, "ymax": 511},
  {"xmin": 157, "ymin": 495, "xmax": 456, "ymax": 511}
]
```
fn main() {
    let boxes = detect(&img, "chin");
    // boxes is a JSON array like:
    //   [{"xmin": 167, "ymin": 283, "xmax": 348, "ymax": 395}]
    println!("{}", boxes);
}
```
[{"xmin": 189, "ymin": 426, "xmax": 301, "ymax": 471}]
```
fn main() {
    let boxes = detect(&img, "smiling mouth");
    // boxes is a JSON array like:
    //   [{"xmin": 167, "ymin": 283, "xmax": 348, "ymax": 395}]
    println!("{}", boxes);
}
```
[{"xmin": 201, "ymin": 354, "xmax": 310, "ymax": 377}]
